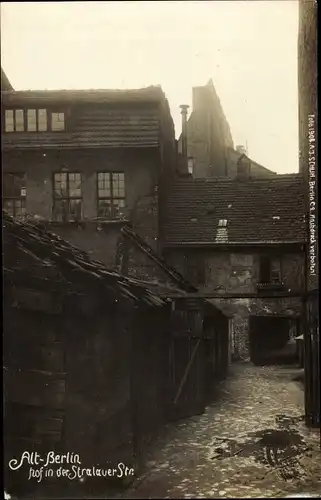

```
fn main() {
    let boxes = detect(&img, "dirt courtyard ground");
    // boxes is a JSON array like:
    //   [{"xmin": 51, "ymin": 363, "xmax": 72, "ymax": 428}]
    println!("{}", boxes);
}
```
[{"xmin": 119, "ymin": 363, "xmax": 321, "ymax": 499}]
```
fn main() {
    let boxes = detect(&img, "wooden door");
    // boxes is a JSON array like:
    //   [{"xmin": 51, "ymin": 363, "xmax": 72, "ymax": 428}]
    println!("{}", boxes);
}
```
[{"xmin": 167, "ymin": 335, "xmax": 205, "ymax": 421}]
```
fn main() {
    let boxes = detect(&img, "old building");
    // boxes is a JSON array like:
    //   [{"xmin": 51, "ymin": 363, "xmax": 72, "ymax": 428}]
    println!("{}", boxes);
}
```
[
  {"xmin": 1, "ymin": 86, "xmax": 177, "ymax": 269},
  {"xmin": 162, "ymin": 173, "xmax": 306, "ymax": 362},
  {"xmin": 177, "ymin": 79, "xmax": 275, "ymax": 178}
]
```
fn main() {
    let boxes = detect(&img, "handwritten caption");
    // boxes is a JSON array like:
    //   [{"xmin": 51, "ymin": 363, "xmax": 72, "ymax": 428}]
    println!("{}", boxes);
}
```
[
  {"xmin": 307, "ymin": 114, "xmax": 317, "ymax": 276},
  {"xmin": 9, "ymin": 451, "xmax": 135, "ymax": 483}
]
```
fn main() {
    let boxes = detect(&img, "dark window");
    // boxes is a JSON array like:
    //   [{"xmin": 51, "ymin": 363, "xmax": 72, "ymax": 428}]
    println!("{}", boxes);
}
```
[
  {"xmin": 97, "ymin": 172, "xmax": 125, "ymax": 219},
  {"xmin": 53, "ymin": 172, "xmax": 82, "ymax": 222},
  {"xmin": 259, "ymin": 256, "xmax": 281, "ymax": 283},
  {"xmin": 185, "ymin": 254, "xmax": 205, "ymax": 285},
  {"xmin": 3, "ymin": 173, "xmax": 27, "ymax": 216}
]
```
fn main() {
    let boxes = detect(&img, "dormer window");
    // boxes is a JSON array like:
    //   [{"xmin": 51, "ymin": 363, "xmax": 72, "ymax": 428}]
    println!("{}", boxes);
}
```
[
  {"xmin": 4, "ymin": 108, "xmax": 66, "ymax": 132},
  {"xmin": 27, "ymin": 109, "xmax": 48, "ymax": 132},
  {"xmin": 51, "ymin": 112, "xmax": 65, "ymax": 131},
  {"xmin": 5, "ymin": 109, "xmax": 24, "ymax": 132}
]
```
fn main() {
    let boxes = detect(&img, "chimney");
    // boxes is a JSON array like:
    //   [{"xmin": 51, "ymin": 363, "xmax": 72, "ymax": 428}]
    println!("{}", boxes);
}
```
[
  {"xmin": 180, "ymin": 104, "xmax": 189, "ymax": 169},
  {"xmin": 236, "ymin": 145, "xmax": 247, "ymax": 156},
  {"xmin": 236, "ymin": 154, "xmax": 251, "ymax": 181}
]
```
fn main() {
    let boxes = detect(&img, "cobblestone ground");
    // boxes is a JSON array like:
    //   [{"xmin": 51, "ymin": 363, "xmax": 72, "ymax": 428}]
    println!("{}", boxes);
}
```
[{"xmin": 121, "ymin": 364, "xmax": 321, "ymax": 499}]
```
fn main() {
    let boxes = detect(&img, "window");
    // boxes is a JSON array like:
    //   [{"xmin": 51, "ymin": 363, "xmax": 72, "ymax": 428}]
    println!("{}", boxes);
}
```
[
  {"xmin": 51, "ymin": 112, "xmax": 65, "ymax": 131},
  {"xmin": 259, "ymin": 256, "xmax": 281, "ymax": 284},
  {"xmin": 5, "ymin": 109, "xmax": 24, "ymax": 132},
  {"xmin": 53, "ymin": 172, "xmax": 82, "ymax": 222},
  {"xmin": 218, "ymin": 219, "xmax": 227, "ymax": 227},
  {"xmin": 185, "ymin": 254, "xmax": 205, "ymax": 285},
  {"xmin": 3, "ymin": 173, "xmax": 27, "ymax": 217},
  {"xmin": 27, "ymin": 108, "xmax": 48, "ymax": 132},
  {"xmin": 4, "ymin": 108, "xmax": 64, "ymax": 132},
  {"xmin": 97, "ymin": 172, "xmax": 125, "ymax": 219}
]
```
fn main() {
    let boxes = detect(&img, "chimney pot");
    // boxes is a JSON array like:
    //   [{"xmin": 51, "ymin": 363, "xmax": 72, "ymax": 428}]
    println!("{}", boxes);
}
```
[{"xmin": 180, "ymin": 104, "xmax": 190, "ymax": 114}]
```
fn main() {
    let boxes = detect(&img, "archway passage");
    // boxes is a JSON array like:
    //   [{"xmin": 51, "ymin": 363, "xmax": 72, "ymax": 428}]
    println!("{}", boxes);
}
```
[{"xmin": 249, "ymin": 316, "xmax": 297, "ymax": 366}]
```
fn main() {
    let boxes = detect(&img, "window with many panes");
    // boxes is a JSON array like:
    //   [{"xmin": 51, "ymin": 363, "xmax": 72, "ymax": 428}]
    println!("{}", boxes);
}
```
[
  {"xmin": 27, "ymin": 109, "xmax": 48, "ymax": 132},
  {"xmin": 53, "ymin": 172, "xmax": 82, "ymax": 222},
  {"xmin": 5, "ymin": 109, "xmax": 24, "ymax": 132},
  {"xmin": 97, "ymin": 172, "xmax": 125, "ymax": 219},
  {"xmin": 3, "ymin": 173, "xmax": 27, "ymax": 217},
  {"xmin": 4, "ymin": 109, "xmax": 65, "ymax": 132}
]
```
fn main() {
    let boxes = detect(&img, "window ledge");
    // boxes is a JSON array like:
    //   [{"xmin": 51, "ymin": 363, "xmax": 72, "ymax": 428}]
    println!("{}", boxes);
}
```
[
  {"xmin": 257, "ymin": 282, "xmax": 285, "ymax": 291},
  {"xmin": 95, "ymin": 218, "xmax": 130, "ymax": 225},
  {"xmin": 42, "ymin": 219, "xmax": 130, "ymax": 229}
]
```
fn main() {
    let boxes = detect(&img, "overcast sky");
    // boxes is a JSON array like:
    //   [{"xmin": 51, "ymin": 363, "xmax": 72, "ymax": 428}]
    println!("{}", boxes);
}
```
[{"xmin": 1, "ymin": 1, "xmax": 298, "ymax": 174}]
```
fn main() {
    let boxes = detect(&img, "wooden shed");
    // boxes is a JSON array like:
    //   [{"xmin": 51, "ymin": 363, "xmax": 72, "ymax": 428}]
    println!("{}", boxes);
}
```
[
  {"xmin": 3, "ymin": 212, "xmax": 172, "ymax": 497},
  {"xmin": 3, "ymin": 212, "xmax": 229, "ymax": 497}
]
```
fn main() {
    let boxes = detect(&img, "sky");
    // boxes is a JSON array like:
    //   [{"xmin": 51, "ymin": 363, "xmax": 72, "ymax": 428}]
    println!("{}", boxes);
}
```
[{"xmin": 1, "ymin": 1, "xmax": 299, "ymax": 174}]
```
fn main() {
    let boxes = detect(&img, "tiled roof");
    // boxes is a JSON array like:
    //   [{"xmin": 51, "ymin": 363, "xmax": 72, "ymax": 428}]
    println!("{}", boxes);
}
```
[
  {"xmin": 1, "ymin": 86, "xmax": 164, "ymax": 105},
  {"xmin": 2, "ymin": 89, "xmax": 165, "ymax": 150},
  {"xmin": 163, "ymin": 174, "xmax": 306, "ymax": 245},
  {"xmin": 3, "ymin": 211, "xmax": 170, "ymax": 307},
  {"xmin": 2, "ymin": 129, "xmax": 160, "ymax": 150}
]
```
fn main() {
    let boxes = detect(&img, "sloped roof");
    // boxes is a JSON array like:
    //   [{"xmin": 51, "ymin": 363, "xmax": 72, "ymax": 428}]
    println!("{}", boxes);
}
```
[
  {"xmin": 121, "ymin": 225, "xmax": 197, "ymax": 292},
  {"xmin": 2, "ymin": 86, "xmax": 168, "ymax": 150},
  {"xmin": 1, "ymin": 68, "xmax": 13, "ymax": 91},
  {"xmin": 227, "ymin": 147, "xmax": 276, "ymax": 176},
  {"xmin": 163, "ymin": 174, "xmax": 306, "ymax": 245},
  {"xmin": 3, "ymin": 211, "xmax": 169, "ymax": 307},
  {"xmin": 1, "ymin": 86, "xmax": 165, "ymax": 105}
]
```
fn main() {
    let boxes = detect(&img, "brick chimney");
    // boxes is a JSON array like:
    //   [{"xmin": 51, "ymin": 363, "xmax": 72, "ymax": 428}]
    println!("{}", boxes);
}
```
[{"xmin": 236, "ymin": 154, "xmax": 251, "ymax": 181}]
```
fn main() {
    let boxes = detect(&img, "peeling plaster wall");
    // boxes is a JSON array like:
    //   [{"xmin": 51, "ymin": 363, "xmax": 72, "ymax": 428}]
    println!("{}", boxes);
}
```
[
  {"xmin": 165, "ymin": 249, "xmax": 305, "ymax": 358},
  {"xmin": 3, "ymin": 148, "xmax": 161, "ymax": 269}
]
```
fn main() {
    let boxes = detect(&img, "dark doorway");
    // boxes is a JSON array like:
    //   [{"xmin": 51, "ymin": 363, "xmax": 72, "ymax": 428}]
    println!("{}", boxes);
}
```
[{"xmin": 249, "ymin": 316, "xmax": 296, "ymax": 365}]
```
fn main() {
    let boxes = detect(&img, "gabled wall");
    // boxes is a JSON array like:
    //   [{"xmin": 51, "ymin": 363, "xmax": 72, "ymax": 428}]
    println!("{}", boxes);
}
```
[{"xmin": 178, "ymin": 80, "xmax": 234, "ymax": 178}]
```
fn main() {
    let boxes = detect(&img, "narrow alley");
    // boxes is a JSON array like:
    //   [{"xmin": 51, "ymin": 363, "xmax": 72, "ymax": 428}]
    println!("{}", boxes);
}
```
[{"xmin": 120, "ymin": 364, "xmax": 321, "ymax": 499}]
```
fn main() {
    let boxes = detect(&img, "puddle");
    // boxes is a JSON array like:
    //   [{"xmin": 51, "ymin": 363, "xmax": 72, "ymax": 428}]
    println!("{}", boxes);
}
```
[{"xmin": 209, "ymin": 414, "xmax": 312, "ymax": 480}]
